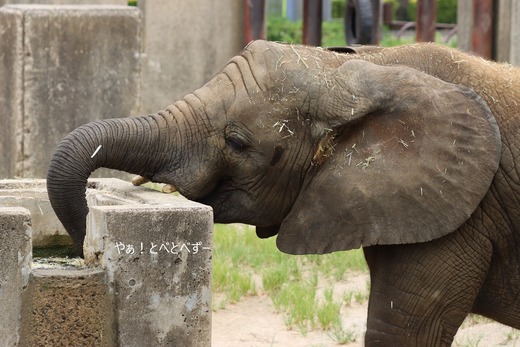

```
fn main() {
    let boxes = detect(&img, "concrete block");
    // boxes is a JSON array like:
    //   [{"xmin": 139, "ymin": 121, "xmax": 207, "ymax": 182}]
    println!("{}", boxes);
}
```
[
  {"xmin": 0, "ymin": 207, "xmax": 32, "ymax": 346},
  {"xmin": 0, "ymin": 178, "xmax": 213, "ymax": 346},
  {"xmin": 0, "ymin": 5, "xmax": 141, "ymax": 178},
  {"xmin": 0, "ymin": 182, "xmax": 69, "ymax": 247},
  {"xmin": 0, "ymin": 179, "xmax": 144, "ymax": 247},
  {"xmin": 138, "ymin": 0, "xmax": 246, "ymax": 113},
  {"xmin": 19, "ymin": 268, "xmax": 116, "ymax": 347},
  {"xmin": 87, "ymin": 200, "xmax": 213, "ymax": 346}
]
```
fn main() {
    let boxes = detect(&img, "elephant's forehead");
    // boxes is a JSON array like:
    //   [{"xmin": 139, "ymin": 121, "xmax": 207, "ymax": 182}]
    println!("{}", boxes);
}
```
[
  {"xmin": 244, "ymin": 40, "xmax": 347, "ymax": 71},
  {"xmin": 226, "ymin": 41, "xmax": 348, "ymax": 95},
  {"xmin": 228, "ymin": 90, "xmax": 304, "ymax": 127}
]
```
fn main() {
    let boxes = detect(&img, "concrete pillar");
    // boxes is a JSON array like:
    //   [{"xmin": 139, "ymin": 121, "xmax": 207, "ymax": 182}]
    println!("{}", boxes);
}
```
[
  {"xmin": 87, "ymin": 202, "xmax": 213, "ymax": 346},
  {"xmin": 138, "ymin": 0, "xmax": 246, "ymax": 114},
  {"xmin": 0, "ymin": 207, "xmax": 32, "ymax": 346},
  {"xmin": 84, "ymin": 179, "xmax": 213, "ymax": 346},
  {"xmin": 0, "ymin": 5, "xmax": 141, "ymax": 178}
]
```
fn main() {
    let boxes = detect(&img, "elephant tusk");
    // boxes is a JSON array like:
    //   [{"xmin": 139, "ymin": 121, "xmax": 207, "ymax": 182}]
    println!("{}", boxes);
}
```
[
  {"xmin": 161, "ymin": 184, "xmax": 177, "ymax": 194},
  {"xmin": 132, "ymin": 175, "xmax": 149, "ymax": 186},
  {"xmin": 132, "ymin": 176, "xmax": 177, "ymax": 193}
]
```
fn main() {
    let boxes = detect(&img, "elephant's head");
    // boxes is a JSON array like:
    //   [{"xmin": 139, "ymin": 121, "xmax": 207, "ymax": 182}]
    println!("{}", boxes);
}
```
[{"xmin": 47, "ymin": 41, "xmax": 501, "ymax": 256}]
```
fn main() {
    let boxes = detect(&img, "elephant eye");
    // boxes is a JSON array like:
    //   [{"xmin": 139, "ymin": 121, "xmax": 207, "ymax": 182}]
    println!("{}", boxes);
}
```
[{"xmin": 226, "ymin": 136, "xmax": 247, "ymax": 152}]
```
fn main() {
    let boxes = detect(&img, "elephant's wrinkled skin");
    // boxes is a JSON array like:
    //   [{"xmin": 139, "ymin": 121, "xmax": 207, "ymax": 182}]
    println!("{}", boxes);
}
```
[{"xmin": 47, "ymin": 41, "xmax": 520, "ymax": 345}]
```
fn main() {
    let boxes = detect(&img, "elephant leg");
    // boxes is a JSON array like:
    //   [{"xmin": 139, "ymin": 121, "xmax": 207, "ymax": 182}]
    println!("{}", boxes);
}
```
[{"xmin": 362, "ymin": 230, "xmax": 493, "ymax": 347}]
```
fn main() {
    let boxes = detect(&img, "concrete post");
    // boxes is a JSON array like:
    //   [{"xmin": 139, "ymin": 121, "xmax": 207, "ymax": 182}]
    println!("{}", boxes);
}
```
[
  {"xmin": 87, "ymin": 203, "xmax": 213, "ymax": 346},
  {"xmin": 0, "ymin": 207, "xmax": 32, "ymax": 346},
  {"xmin": 0, "ymin": 5, "xmax": 141, "ymax": 178},
  {"xmin": 138, "ymin": 0, "xmax": 246, "ymax": 114}
]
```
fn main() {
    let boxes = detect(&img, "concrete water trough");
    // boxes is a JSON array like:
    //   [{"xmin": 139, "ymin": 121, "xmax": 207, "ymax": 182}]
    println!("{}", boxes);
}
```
[{"xmin": 0, "ymin": 178, "xmax": 212, "ymax": 346}]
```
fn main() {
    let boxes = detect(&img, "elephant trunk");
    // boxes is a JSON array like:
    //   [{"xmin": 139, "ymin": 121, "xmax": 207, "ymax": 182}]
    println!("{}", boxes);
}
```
[{"xmin": 47, "ymin": 111, "xmax": 176, "ymax": 255}]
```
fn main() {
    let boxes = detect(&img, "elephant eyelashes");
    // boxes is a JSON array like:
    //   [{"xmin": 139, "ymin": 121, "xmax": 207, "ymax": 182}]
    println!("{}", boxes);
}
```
[{"xmin": 225, "ymin": 136, "xmax": 247, "ymax": 152}]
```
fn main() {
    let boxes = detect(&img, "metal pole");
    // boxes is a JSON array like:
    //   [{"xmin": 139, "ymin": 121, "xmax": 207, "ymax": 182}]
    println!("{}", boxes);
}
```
[
  {"xmin": 245, "ymin": 0, "xmax": 266, "ymax": 44},
  {"xmin": 416, "ymin": 0, "xmax": 436, "ymax": 42},
  {"xmin": 372, "ymin": 0, "xmax": 381, "ymax": 44},
  {"xmin": 471, "ymin": 0, "xmax": 493, "ymax": 59},
  {"xmin": 303, "ymin": 0, "xmax": 322, "ymax": 46}
]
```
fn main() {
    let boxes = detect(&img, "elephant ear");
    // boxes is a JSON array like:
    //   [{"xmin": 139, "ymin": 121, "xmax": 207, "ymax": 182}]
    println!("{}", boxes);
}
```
[{"xmin": 276, "ymin": 60, "xmax": 501, "ymax": 255}]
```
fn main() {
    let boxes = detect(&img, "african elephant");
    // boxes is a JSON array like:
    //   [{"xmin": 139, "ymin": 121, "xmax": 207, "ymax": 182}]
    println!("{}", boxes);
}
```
[{"xmin": 47, "ymin": 40, "xmax": 520, "ymax": 346}]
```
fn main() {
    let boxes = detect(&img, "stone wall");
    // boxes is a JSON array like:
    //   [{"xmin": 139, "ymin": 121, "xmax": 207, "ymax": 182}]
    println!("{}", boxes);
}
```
[{"xmin": 0, "ymin": 5, "xmax": 142, "ymax": 178}]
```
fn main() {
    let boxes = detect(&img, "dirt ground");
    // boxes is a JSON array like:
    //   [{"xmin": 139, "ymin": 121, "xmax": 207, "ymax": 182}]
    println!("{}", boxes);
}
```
[{"xmin": 212, "ymin": 273, "xmax": 520, "ymax": 347}]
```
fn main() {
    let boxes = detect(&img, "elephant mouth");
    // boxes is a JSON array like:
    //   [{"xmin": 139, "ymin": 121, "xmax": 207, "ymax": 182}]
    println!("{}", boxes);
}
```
[
  {"xmin": 189, "ymin": 177, "xmax": 240, "ymax": 214},
  {"xmin": 168, "ymin": 176, "xmax": 283, "ymax": 240},
  {"xmin": 193, "ymin": 178, "xmax": 282, "ymax": 230},
  {"xmin": 132, "ymin": 175, "xmax": 284, "ymax": 242}
]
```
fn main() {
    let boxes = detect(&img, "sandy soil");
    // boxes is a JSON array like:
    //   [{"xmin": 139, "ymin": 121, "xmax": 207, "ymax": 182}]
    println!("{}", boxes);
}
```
[{"xmin": 212, "ymin": 273, "xmax": 520, "ymax": 346}]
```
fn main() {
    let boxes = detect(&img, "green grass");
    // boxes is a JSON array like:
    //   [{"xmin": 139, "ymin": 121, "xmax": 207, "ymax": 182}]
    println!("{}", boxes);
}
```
[
  {"xmin": 268, "ymin": 15, "xmax": 457, "ymax": 48},
  {"xmin": 330, "ymin": 325, "xmax": 358, "ymax": 344},
  {"xmin": 212, "ymin": 259, "xmax": 256, "ymax": 307},
  {"xmin": 316, "ymin": 287, "xmax": 342, "ymax": 330},
  {"xmin": 272, "ymin": 274, "xmax": 319, "ymax": 334},
  {"xmin": 212, "ymin": 224, "xmax": 368, "ymax": 335}
]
